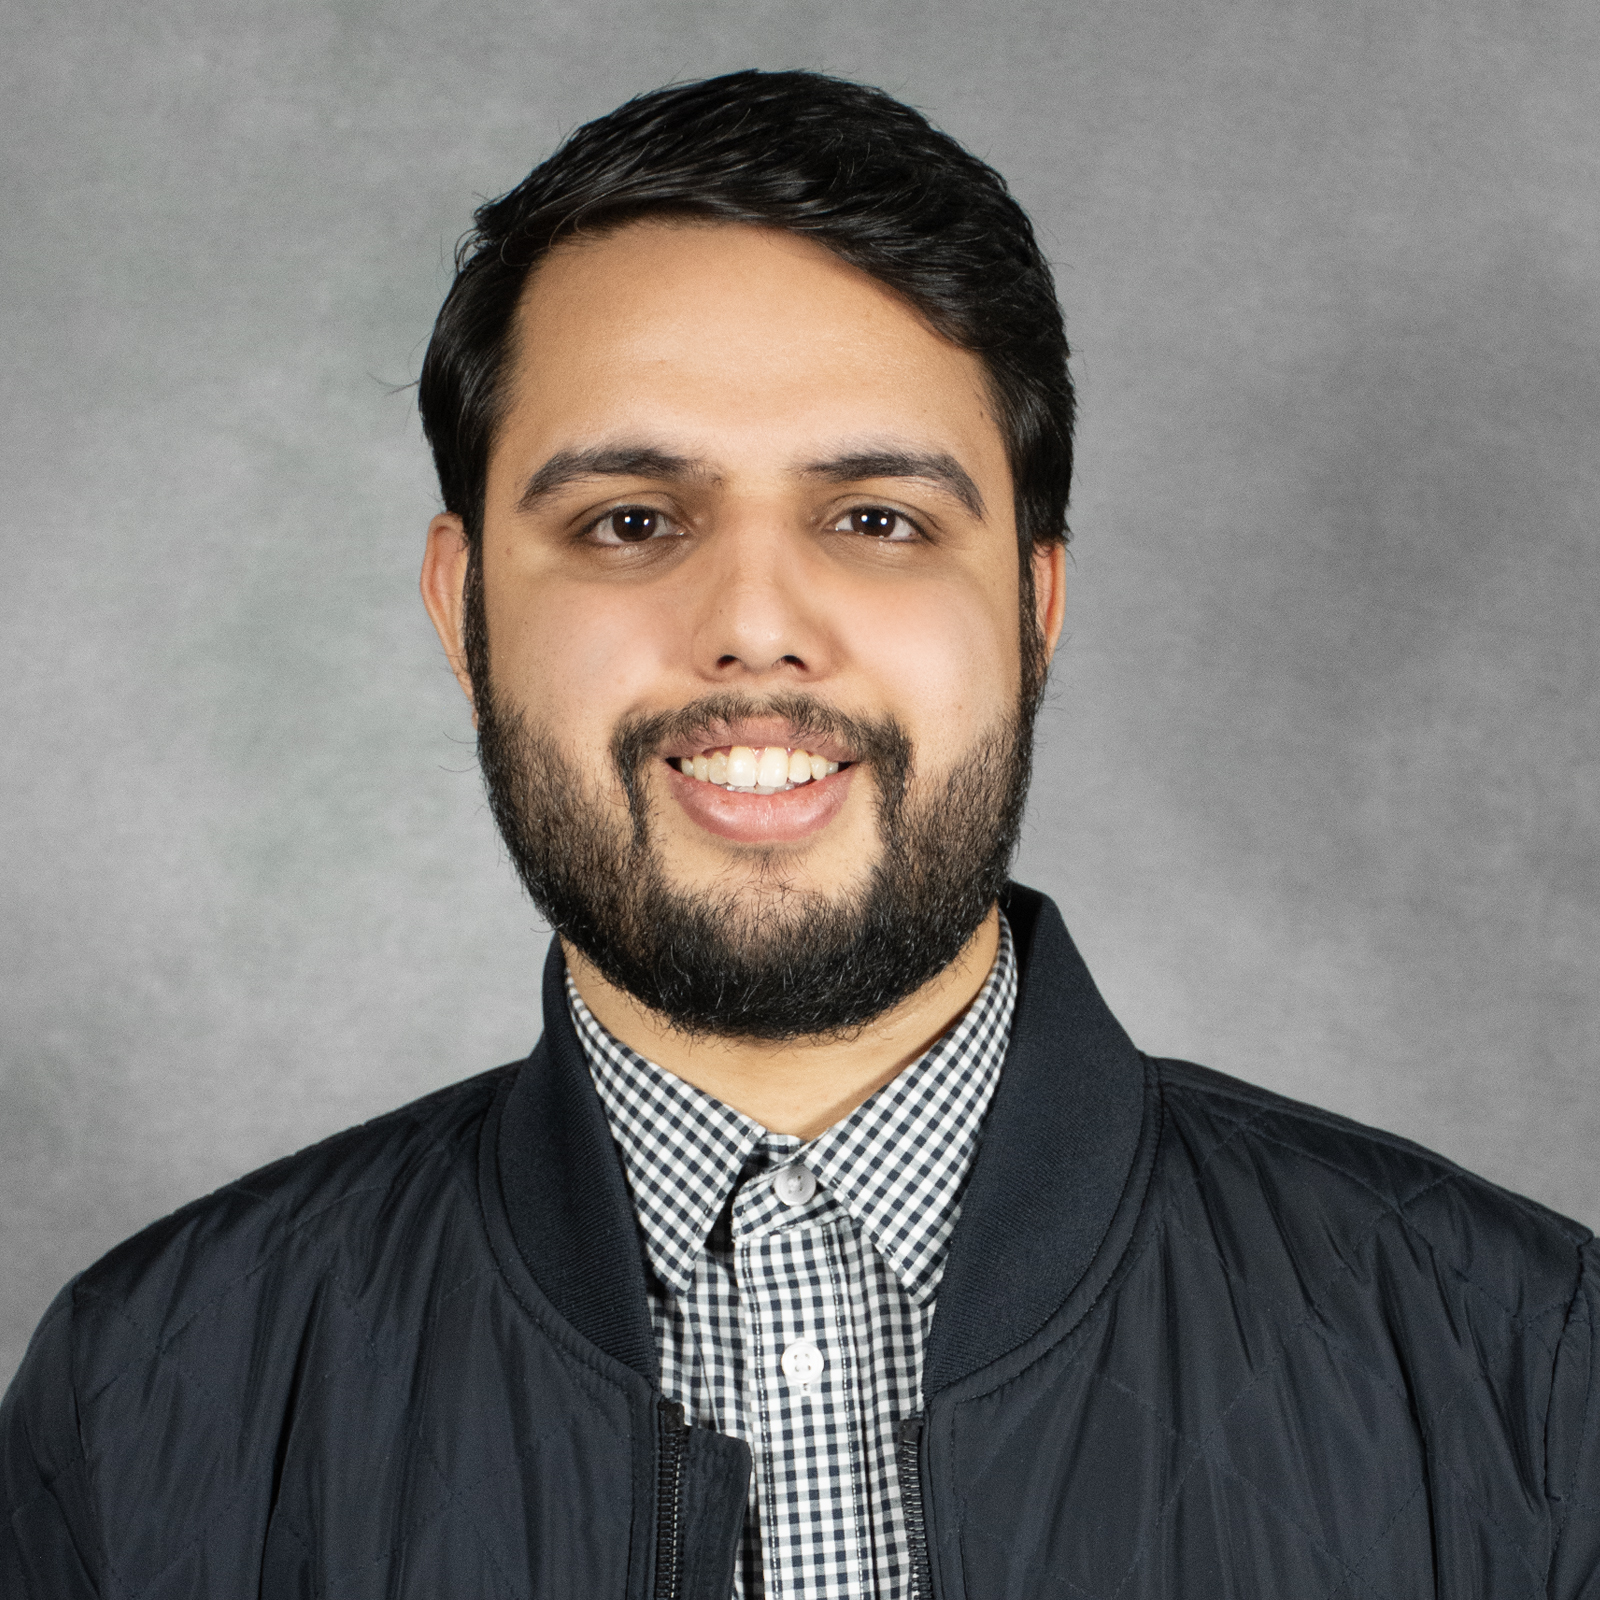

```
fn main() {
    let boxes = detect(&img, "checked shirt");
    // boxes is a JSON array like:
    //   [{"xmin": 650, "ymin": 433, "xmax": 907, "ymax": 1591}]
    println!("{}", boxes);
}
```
[{"xmin": 567, "ymin": 913, "xmax": 1016, "ymax": 1600}]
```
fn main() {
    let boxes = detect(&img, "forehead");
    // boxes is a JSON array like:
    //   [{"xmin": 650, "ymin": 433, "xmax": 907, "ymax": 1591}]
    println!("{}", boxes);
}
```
[{"xmin": 497, "ymin": 219, "xmax": 1007, "ymax": 481}]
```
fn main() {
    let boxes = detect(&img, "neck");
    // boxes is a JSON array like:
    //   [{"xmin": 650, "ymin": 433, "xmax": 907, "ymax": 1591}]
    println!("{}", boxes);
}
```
[{"xmin": 563, "ymin": 904, "xmax": 1001, "ymax": 1140}]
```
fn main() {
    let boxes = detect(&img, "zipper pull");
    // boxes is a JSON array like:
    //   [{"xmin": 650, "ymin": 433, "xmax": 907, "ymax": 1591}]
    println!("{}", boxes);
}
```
[{"xmin": 896, "ymin": 1413, "xmax": 935, "ymax": 1599}]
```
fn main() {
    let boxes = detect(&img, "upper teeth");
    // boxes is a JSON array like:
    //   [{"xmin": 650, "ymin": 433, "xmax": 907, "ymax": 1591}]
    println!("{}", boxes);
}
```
[{"xmin": 676, "ymin": 745, "xmax": 841, "ymax": 793}]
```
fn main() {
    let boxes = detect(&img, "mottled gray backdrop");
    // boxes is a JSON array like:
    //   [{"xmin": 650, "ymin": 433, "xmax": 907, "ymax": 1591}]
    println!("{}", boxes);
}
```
[{"xmin": 3, "ymin": 0, "xmax": 1597, "ymax": 1387}]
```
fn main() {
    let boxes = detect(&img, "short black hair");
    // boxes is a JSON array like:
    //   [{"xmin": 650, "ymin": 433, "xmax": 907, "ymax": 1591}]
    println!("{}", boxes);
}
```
[{"xmin": 418, "ymin": 69, "xmax": 1074, "ymax": 566}]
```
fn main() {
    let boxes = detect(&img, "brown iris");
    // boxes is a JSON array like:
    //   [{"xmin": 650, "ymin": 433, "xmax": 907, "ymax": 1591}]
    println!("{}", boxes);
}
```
[
  {"xmin": 607, "ymin": 507, "xmax": 662, "ymax": 541},
  {"xmin": 850, "ymin": 508, "xmax": 899, "ymax": 536}
]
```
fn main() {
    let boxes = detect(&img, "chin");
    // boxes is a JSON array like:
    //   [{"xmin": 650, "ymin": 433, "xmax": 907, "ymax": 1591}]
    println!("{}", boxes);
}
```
[{"xmin": 667, "ymin": 851, "xmax": 874, "ymax": 915}]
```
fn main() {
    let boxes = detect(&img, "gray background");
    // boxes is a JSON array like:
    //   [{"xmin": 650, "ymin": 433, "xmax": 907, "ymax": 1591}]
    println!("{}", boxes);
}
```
[{"xmin": 2, "ymin": 0, "xmax": 1596, "ymax": 1389}]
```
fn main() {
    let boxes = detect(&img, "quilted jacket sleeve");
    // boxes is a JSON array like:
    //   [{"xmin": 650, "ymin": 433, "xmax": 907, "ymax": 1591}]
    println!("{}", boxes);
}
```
[
  {"xmin": 1549, "ymin": 1238, "xmax": 1600, "ymax": 1597},
  {"xmin": 0, "ymin": 1283, "xmax": 100, "ymax": 1598}
]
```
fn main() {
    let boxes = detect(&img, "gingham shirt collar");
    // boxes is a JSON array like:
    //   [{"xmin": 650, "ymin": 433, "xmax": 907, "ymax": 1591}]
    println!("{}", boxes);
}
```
[{"xmin": 568, "ymin": 911, "xmax": 1017, "ymax": 1306}]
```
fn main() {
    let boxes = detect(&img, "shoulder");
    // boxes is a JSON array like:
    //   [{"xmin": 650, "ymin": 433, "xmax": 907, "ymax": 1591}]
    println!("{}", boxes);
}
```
[
  {"xmin": 1, "ymin": 1065, "xmax": 521, "ymax": 1586},
  {"xmin": 65, "ymin": 1063, "xmax": 515, "ymax": 1394},
  {"xmin": 1148, "ymin": 1055, "xmax": 1591, "ymax": 1336}
]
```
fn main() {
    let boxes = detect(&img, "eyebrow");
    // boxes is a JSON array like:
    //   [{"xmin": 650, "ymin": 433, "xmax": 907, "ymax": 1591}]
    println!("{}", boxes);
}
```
[
  {"xmin": 513, "ymin": 442, "xmax": 987, "ymax": 520},
  {"xmin": 515, "ymin": 446, "xmax": 715, "ymax": 513},
  {"xmin": 801, "ymin": 449, "xmax": 987, "ymax": 520}
]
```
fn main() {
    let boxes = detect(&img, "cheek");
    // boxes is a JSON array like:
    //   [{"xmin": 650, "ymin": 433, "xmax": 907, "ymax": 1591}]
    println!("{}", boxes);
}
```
[
  {"xmin": 486, "ymin": 570, "xmax": 675, "ymax": 738},
  {"xmin": 842, "ymin": 579, "xmax": 1018, "ymax": 754}
]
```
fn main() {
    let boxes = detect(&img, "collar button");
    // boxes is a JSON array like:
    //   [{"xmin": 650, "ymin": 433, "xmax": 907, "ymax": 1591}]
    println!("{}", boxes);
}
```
[{"xmin": 771, "ymin": 1164, "xmax": 818, "ymax": 1206}]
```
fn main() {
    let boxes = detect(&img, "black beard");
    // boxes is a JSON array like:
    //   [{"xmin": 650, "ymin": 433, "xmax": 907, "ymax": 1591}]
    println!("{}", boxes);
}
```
[{"xmin": 475, "ymin": 680, "xmax": 1037, "ymax": 1042}]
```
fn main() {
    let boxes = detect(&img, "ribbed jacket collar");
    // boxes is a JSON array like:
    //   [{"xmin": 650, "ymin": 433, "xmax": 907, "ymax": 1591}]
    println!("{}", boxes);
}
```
[{"xmin": 492, "ymin": 884, "xmax": 1148, "ymax": 1398}]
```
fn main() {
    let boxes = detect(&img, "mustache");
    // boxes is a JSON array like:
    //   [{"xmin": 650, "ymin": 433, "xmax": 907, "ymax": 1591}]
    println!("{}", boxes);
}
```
[{"xmin": 611, "ymin": 692, "xmax": 913, "ymax": 822}]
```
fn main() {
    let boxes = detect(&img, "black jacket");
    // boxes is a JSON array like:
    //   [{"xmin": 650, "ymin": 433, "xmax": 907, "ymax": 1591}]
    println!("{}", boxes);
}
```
[{"xmin": 4, "ymin": 886, "xmax": 1598, "ymax": 1597}]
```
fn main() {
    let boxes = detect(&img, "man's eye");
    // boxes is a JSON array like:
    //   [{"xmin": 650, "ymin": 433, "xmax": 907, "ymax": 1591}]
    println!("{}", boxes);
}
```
[
  {"xmin": 588, "ymin": 506, "xmax": 682, "ymax": 545},
  {"xmin": 834, "ymin": 507, "xmax": 918, "ymax": 541}
]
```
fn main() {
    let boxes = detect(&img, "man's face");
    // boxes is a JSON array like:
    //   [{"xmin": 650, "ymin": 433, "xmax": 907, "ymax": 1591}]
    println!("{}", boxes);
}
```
[{"xmin": 425, "ymin": 219, "xmax": 1064, "ymax": 1037}]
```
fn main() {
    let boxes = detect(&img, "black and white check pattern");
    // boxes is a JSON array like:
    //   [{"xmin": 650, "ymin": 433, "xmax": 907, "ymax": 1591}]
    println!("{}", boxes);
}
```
[{"xmin": 569, "ymin": 913, "xmax": 1016, "ymax": 1599}]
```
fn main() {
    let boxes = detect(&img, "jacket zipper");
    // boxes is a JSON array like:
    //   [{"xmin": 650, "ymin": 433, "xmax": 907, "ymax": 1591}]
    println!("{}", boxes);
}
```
[
  {"xmin": 896, "ymin": 1413, "xmax": 935, "ymax": 1600},
  {"xmin": 654, "ymin": 1398, "xmax": 689, "ymax": 1600}
]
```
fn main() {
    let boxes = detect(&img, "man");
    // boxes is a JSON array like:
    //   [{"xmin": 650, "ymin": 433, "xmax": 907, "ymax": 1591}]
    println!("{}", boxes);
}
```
[{"xmin": 2, "ymin": 68, "xmax": 1596, "ymax": 1599}]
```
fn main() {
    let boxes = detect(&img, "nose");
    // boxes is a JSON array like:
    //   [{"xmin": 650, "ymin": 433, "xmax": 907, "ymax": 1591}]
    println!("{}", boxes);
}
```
[{"xmin": 687, "ymin": 519, "xmax": 833, "ymax": 682}]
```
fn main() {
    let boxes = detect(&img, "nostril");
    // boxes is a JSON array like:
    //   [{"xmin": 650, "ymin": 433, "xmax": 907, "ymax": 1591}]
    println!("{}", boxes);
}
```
[{"xmin": 711, "ymin": 652, "xmax": 807, "ymax": 672}]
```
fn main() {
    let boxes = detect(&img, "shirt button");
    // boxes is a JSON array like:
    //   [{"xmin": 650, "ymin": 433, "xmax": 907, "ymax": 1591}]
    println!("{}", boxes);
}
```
[
  {"xmin": 780, "ymin": 1338, "xmax": 825, "ymax": 1388},
  {"xmin": 771, "ymin": 1164, "xmax": 818, "ymax": 1206}
]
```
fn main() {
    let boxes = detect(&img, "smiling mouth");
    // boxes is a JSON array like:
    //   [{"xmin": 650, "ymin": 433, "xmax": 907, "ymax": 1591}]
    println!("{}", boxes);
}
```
[{"xmin": 671, "ymin": 745, "xmax": 847, "ymax": 795}]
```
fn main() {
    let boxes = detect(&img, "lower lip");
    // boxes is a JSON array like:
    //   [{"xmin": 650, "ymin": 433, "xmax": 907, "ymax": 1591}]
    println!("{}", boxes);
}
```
[{"xmin": 666, "ymin": 762, "xmax": 855, "ymax": 844}]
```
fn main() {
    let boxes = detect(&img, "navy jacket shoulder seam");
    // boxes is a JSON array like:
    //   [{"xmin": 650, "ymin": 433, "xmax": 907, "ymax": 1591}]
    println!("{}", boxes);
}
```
[{"xmin": 1159, "ymin": 1059, "xmax": 1594, "ymax": 1249}]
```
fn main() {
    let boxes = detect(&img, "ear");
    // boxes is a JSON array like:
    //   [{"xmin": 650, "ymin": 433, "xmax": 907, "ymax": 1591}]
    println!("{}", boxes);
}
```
[
  {"xmin": 420, "ymin": 512, "xmax": 478, "ymax": 715},
  {"xmin": 1031, "ymin": 539, "xmax": 1068, "ymax": 663}
]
